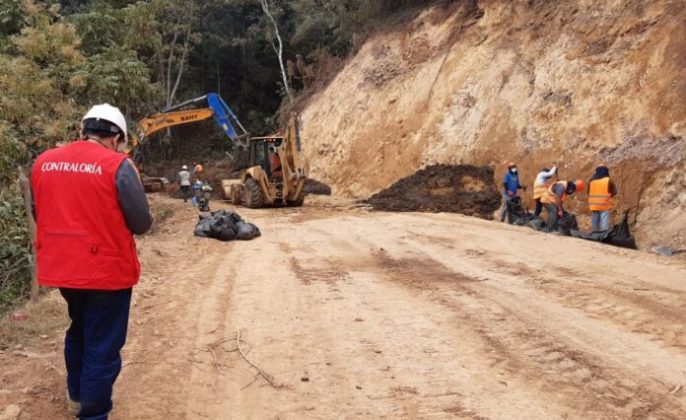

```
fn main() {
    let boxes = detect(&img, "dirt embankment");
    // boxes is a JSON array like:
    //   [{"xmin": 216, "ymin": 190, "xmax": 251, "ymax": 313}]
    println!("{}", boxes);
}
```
[
  {"xmin": 365, "ymin": 164, "xmax": 499, "ymax": 218},
  {"xmin": 300, "ymin": 0, "xmax": 686, "ymax": 249}
]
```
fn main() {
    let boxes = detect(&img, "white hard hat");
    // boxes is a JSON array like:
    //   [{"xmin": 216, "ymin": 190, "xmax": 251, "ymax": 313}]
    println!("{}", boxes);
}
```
[
  {"xmin": 182, "ymin": 165, "xmax": 188, "ymax": 170},
  {"xmin": 82, "ymin": 103, "xmax": 128, "ymax": 141}
]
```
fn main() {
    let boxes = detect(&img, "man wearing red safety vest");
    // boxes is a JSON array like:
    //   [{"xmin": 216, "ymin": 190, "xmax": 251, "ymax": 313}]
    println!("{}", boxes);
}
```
[
  {"xmin": 587, "ymin": 165, "xmax": 618, "ymax": 232},
  {"xmin": 31, "ymin": 104, "xmax": 152, "ymax": 420}
]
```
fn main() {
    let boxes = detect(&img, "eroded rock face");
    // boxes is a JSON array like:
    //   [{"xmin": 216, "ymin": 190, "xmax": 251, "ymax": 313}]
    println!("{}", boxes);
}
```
[{"xmin": 302, "ymin": 0, "xmax": 686, "ymax": 248}]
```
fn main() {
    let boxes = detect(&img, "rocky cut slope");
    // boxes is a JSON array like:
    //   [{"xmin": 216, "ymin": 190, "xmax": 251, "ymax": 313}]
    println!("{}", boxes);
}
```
[{"xmin": 301, "ymin": 0, "xmax": 686, "ymax": 249}]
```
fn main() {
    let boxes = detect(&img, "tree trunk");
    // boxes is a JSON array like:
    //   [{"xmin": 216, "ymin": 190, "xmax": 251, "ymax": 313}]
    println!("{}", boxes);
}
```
[
  {"xmin": 18, "ymin": 166, "xmax": 38, "ymax": 301},
  {"xmin": 260, "ymin": 0, "xmax": 293, "ymax": 102},
  {"xmin": 165, "ymin": 28, "xmax": 179, "ymax": 108},
  {"xmin": 169, "ymin": 25, "xmax": 191, "ymax": 107}
]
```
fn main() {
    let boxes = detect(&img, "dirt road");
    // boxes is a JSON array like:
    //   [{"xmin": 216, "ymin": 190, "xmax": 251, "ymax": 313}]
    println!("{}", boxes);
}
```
[{"xmin": 3, "ymin": 195, "xmax": 686, "ymax": 419}]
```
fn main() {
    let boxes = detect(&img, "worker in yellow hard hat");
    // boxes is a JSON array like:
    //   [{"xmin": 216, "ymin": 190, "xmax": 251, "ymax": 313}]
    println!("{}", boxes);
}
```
[{"xmin": 540, "ymin": 179, "xmax": 585, "ymax": 231}]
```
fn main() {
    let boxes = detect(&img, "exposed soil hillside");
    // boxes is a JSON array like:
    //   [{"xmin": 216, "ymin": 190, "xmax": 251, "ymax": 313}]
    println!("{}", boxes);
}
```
[{"xmin": 301, "ymin": 0, "xmax": 686, "ymax": 249}]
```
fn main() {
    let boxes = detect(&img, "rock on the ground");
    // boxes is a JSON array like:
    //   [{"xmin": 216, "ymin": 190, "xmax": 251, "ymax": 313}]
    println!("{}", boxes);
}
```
[{"xmin": 0, "ymin": 404, "xmax": 22, "ymax": 420}]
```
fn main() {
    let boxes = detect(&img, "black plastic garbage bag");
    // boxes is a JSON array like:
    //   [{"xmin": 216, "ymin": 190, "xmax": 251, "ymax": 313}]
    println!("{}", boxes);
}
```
[
  {"xmin": 506, "ymin": 196, "xmax": 536, "ymax": 226},
  {"xmin": 606, "ymin": 212, "xmax": 637, "ymax": 249},
  {"xmin": 570, "ymin": 212, "xmax": 637, "ymax": 249},
  {"xmin": 193, "ymin": 209, "xmax": 259, "ymax": 241},
  {"xmin": 528, "ymin": 217, "xmax": 547, "ymax": 231},
  {"xmin": 570, "ymin": 229, "xmax": 611, "ymax": 241},
  {"xmin": 556, "ymin": 213, "xmax": 578, "ymax": 236},
  {"xmin": 193, "ymin": 216, "xmax": 213, "ymax": 238},
  {"xmin": 235, "ymin": 221, "xmax": 261, "ymax": 240},
  {"xmin": 216, "ymin": 225, "xmax": 237, "ymax": 241}
]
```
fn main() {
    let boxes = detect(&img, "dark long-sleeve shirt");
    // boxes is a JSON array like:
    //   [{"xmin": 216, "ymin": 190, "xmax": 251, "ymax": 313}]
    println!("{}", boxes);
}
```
[{"xmin": 116, "ymin": 159, "xmax": 153, "ymax": 235}]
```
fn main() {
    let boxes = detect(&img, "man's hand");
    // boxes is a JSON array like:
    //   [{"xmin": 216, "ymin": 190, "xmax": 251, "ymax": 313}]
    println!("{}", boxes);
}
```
[
  {"xmin": 557, "ymin": 209, "xmax": 563, "ymax": 218},
  {"xmin": 507, "ymin": 191, "xmax": 514, "ymax": 198}
]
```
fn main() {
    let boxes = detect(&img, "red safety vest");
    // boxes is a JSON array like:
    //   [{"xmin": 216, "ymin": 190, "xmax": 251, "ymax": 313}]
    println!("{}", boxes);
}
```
[{"xmin": 31, "ymin": 141, "xmax": 141, "ymax": 290}]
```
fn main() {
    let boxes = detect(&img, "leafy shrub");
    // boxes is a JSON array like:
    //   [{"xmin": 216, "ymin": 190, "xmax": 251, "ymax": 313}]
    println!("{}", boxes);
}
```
[{"xmin": 0, "ymin": 184, "xmax": 31, "ymax": 309}]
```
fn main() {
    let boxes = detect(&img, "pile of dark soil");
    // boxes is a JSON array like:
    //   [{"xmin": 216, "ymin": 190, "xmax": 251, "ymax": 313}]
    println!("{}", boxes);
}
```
[
  {"xmin": 303, "ymin": 179, "xmax": 332, "ymax": 195},
  {"xmin": 365, "ymin": 164, "xmax": 500, "ymax": 219}
]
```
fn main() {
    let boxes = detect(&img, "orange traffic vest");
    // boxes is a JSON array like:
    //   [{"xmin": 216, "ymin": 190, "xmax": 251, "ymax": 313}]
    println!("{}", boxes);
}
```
[
  {"xmin": 533, "ymin": 184, "xmax": 548, "ymax": 200},
  {"xmin": 588, "ymin": 177, "xmax": 612, "ymax": 211},
  {"xmin": 533, "ymin": 178, "xmax": 553, "ymax": 200},
  {"xmin": 540, "ymin": 181, "xmax": 567, "ymax": 205}
]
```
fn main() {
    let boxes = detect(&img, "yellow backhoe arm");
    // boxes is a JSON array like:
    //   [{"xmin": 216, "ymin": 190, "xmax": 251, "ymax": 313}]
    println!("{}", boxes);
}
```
[
  {"xmin": 138, "ymin": 108, "xmax": 214, "ymax": 142},
  {"xmin": 127, "ymin": 108, "xmax": 214, "ymax": 155}
]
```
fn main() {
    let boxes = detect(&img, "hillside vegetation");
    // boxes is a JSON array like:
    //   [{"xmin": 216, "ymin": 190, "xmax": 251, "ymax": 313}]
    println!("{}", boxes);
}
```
[{"xmin": 0, "ymin": 0, "xmax": 429, "ymax": 310}]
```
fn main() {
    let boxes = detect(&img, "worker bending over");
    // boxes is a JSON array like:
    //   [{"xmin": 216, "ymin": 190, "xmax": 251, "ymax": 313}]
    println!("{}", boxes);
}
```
[
  {"xmin": 588, "ymin": 165, "xmax": 618, "ymax": 232},
  {"xmin": 540, "ymin": 179, "xmax": 585, "ymax": 230},
  {"xmin": 31, "ymin": 104, "xmax": 152, "ymax": 419},
  {"xmin": 533, "ymin": 165, "xmax": 557, "ymax": 217}
]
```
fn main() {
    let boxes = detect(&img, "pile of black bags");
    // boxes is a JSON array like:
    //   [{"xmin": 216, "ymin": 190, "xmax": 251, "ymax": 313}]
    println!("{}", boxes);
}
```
[
  {"xmin": 571, "ymin": 212, "xmax": 637, "ymax": 249},
  {"xmin": 507, "ymin": 196, "xmax": 637, "ymax": 249},
  {"xmin": 506, "ymin": 197, "xmax": 536, "ymax": 226},
  {"xmin": 193, "ymin": 209, "xmax": 261, "ymax": 241}
]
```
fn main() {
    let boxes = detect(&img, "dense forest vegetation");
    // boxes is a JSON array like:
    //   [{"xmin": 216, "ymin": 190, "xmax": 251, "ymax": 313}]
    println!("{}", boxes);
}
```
[{"xmin": 0, "ymin": 0, "xmax": 434, "ymax": 310}]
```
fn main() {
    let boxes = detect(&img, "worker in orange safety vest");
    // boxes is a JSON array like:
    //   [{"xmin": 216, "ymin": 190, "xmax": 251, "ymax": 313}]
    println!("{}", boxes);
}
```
[
  {"xmin": 540, "ymin": 179, "xmax": 585, "ymax": 231},
  {"xmin": 587, "ymin": 165, "xmax": 618, "ymax": 232},
  {"xmin": 533, "ymin": 165, "xmax": 557, "ymax": 217}
]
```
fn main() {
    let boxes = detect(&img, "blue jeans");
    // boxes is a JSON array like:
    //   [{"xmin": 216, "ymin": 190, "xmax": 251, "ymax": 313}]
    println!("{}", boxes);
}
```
[
  {"xmin": 592, "ymin": 210, "xmax": 610, "ymax": 232},
  {"xmin": 60, "ymin": 288, "xmax": 132, "ymax": 420}
]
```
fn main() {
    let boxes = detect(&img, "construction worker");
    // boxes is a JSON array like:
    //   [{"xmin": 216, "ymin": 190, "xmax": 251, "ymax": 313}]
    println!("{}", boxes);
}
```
[
  {"xmin": 588, "ymin": 165, "xmax": 618, "ymax": 232},
  {"xmin": 540, "ymin": 179, "xmax": 585, "ymax": 230},
  {"xmin": 178, "ymin": 164, "xmax": 191, "ymax": 202},
  {"xmin": 533, "ymin": 165, "xmax": 557, "ymax": 217},
  {"xmin": 192, "ymin": 161, "xmax": 204, "ymax": 180},
  {"xmin": 31, "ymin": 104, "xmax": 153, "ymax": 419},
  {"xmin": 269, "ymin": 146, "xmax": 283, "ymax": 180},
  {"xmin": 500, "ymin": 162, "xmax": 526, "ymax": 222}
]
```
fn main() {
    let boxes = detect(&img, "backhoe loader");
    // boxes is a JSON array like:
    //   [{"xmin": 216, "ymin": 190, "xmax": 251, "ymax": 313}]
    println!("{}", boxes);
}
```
[{"xmin": 222, "ymin": 113, "xmax": 308, "ymax": 208}]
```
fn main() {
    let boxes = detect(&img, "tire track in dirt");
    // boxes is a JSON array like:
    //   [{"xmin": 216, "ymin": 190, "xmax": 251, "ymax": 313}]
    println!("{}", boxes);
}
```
[
  {"xmin": 369, "ymin": 248, "xmax": 686, "ymax": 419},
  {"xmin": 115, "ymin": 221, "xmax": 232, "ymax": 419},
  {"xmin": 267, "ymin": 226, "xmax": 559, "ymax": 418},
  {"xmin": 480, "ymin": 256, "xmax": 686, "ymax": 351}
]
